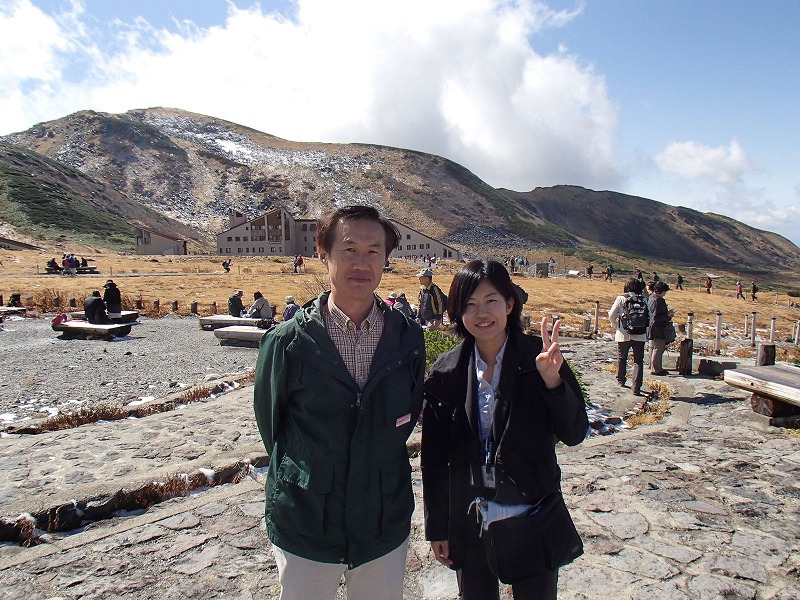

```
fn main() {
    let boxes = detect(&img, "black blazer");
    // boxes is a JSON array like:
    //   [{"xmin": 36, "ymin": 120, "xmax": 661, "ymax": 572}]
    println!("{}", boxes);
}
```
[{"xmin": 421, "ymin": 328, "xmax": 588, "ymax": 570}]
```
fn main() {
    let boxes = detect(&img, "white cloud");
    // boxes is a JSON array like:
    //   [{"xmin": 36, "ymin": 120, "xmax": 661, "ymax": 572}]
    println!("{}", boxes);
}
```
[
  {"xmin": 655, "ymin": 139, "xmax": 754, "ymax": 185},
  {"xmin": 0, "ymin": 0, "xmax": 621, "ymax": 193}
]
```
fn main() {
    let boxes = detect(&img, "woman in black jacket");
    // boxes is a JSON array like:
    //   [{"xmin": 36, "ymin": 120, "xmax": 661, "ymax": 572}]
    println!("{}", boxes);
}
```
[
  {"xmin": 647, "ymin": 281, "xmax": 674, "ymax": 375},
  {"xmin": 422, "ymin": 260, "xmax": 589, "ymax": 599}
]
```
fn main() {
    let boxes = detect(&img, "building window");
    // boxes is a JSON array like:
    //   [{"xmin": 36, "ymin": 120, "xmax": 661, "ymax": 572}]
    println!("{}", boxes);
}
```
[
  {"xmin": 226, "ymin": 248, "xmax": 231, "ymax": 254},
  {"xmin": 271, "ymin": 247, "xmax": 276, "ymax": 252},
  {"xmin": 413, "ymin": 245, "xmax": 417, "ymax": 250},
  {"xmin": 237, "ymin": 248, "xmax": 243, "ymax": 253},
  {"xmin": 235, "ymin": 236, "xmax": 240, "ymax": 241},
  {"xmin": 243, "ymin": 236, "xmax": 249, "ymax": 241},
  {"xmin": 406, "ymin": 245, "xmax": 411, "ymax": 250},
  {"xmin": 227, "ymin": 237, "xmax": 232, "ymax": 242},
  {"xmin": 310, "ymin": 224, "xmax": 316, "ymax": 231},
  {"xmin": 301, "ymin": 224, "xmax": 308, "ymax": 231},
  {"xmin": 218, "ymin": 248, "xmax": 223, "ymax": 253},
  {"xmin": 426, "ymin": 243, "xmax": 430, "ymax": 249}
]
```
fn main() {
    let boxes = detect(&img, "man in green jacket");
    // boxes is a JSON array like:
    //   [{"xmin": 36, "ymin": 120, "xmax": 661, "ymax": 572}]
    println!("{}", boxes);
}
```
[{"xmin": 254, "ymin": 205, "xmax": 425, "ymax": 600}]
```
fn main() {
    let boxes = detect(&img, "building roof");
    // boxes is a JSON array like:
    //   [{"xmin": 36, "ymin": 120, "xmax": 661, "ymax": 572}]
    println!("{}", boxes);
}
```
[{"xmin": 134, "ymin": 225, "xmax": 186, "ymax": 242}]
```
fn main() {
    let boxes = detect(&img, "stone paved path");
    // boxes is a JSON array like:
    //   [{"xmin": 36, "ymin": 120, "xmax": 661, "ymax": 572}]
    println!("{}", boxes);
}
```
[{"xmin": 1, "ymin": 340, "xmax": 799, "ymax": 599}]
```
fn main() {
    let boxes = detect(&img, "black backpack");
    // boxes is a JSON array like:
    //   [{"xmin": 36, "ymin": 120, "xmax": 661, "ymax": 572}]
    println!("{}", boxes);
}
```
[{"xmin": 619, "ymin": 293, "xmax": 649, "ymax": 335}]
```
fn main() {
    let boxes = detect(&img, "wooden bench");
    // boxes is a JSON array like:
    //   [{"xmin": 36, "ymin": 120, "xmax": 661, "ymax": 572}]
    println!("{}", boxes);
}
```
[
  {"xmin": 45, "ymin": 266, "xmax": 99, "ymax": 274},
  {"xmin": 724, "ymin": 364, "xmax": 800, "ymax": 425},
  {"xmin": 0, "ymin": 306, "xmax": 27, "ymax": 316},
  {"xmin": 199, "ymin": 315, "xmax": 270, "ymax": 330},
  {"xmin": 69, "ymin": 310, "xmax": 140, "ymax": 323},
  {"xmin": 51, "ymin": 320, "xmax": 134, "ymax": 340},
  {"xmin": 213, "ymin": 325, "xmax": 268, "ymax": 346}
]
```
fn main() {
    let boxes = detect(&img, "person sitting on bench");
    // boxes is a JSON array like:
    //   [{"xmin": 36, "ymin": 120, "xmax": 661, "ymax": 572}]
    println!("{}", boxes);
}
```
[
  {"xmin": 46, "ymin": 257, "xmax": 63, "ymax": 272},
  {"xmin": 84, "ymin": 291, "xmax": 111, "ymax": 324}
]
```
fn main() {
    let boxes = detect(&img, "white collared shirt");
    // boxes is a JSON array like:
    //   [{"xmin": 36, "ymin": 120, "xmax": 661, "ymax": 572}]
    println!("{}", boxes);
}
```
[{"xmin": 474, "ymin": 337, "xmax": 508, "ymax": 443}]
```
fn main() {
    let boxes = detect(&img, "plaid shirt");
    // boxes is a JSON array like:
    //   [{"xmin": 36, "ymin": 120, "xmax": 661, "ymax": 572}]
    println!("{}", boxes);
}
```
[{"xmin": 323, "ymin": 296, "xmax": 384, "ymax": 390}]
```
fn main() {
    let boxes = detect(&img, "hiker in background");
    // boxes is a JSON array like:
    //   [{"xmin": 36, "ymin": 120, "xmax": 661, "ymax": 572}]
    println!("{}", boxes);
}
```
[
  {"xmin": 751, "ymin": 281, "xmax": 759, "ymax": 301},
  {"xmin": 393, "ymin": 292, "xmax": 414, "ymax": 318},
  {"xmin": 705, "ymin": 276, "xmax": 713, "ymax": 294},
  {"xmin": 293, "ymin": 253, "xmax": 304, "ymax": 273},
  {"xmin": 608, "ymin": 278, "xmax": 649, "ymax": 396},
  {"xmin": 676, "ymin": 273, "xmax": 684, "ymax": 290},
  {"xmin": 385, "ymin": 292, "xmax": 398, "ymax": 307},
  {"xmin": 222, "ymin": 258, "xmax": 231, "ymax": 273},
  {"xmin": 80, "ymin": 256, "xmax": 89, "ymax": 267},
  {"xmin": 652, "ymin": 272, "xmax": 659, "ymax": 283},
  {"xmin": 417, "ymin": 267, "xmax": 447, "ymax": 327},
  {"xmin": 84, "ymin": 291, "xmax": 110, "ymax": 324},
  {"xmin": 548, "ymin": 256, "xmax": 555, "ymax": 276},
  {"xmin": 605, "ymin": 263, "xmax": 614, "ymax": 282},
  {"xmin": 103, "ymin": 280, "xmax": 122, "ymax": 319},
  {"xmin": 586, "ymin": 263, "xmax": 593, "ymax": 278},
  {"xmin": 246, "ymin": 291, "xmax": 272, "ymax": 320},
  {"xmin": 281, "ymin": 295, "xmax": 300, "ymax": 321},
  {"xmin": 228, "ymin": 290, "xmax": 245, "ymax": 317},
  {"xmin": 736, "ymin": 281, "xmax": 744, "ymax": 299},
  {"xmin": 647, "ymin": 281, "xmax": 674, "ymax": 376},
  {"xmin": 422, "ymin": 259, "xmax": 587, "ymax": 600}
]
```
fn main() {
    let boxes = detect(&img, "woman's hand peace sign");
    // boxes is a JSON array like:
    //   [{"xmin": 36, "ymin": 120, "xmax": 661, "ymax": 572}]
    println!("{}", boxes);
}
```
[{"xmin": 536, "ymin": 317, "xmax": 564, "ymax": 390}]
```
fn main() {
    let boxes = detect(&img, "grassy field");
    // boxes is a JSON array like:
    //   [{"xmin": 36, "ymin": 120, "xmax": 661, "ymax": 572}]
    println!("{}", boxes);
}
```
[{"xmin": 2, "ymin": 247, "xmax": 799, "ymax": 362}]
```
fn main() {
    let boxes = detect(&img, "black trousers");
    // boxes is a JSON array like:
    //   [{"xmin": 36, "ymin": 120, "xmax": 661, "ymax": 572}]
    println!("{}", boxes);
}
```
[{"xmin": 455, "ymin": 518, "xmax": 558, "ymax": 600}]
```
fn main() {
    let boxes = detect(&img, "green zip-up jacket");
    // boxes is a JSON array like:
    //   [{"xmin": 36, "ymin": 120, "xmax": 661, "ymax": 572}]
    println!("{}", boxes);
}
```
[{"xmin": 253, "ymin": 291, "xmax": 425, "ymax": 568}]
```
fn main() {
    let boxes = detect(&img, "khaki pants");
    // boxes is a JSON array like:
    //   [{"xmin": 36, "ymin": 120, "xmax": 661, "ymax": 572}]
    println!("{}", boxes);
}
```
[{"xmin": 272, "ymin": 537, "xmax": 409, "ymax": 600}]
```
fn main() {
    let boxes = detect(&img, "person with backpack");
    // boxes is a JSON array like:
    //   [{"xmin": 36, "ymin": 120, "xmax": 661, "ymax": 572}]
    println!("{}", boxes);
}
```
[
  {"xmin": 751, "ymin": 281, "xmax": 759, "ymax": 301},
  {"xmin": 417, "ymin": 268, "xmax": 447, "ymax": 327},
  {"xmin": 608, "ymin": 278, "xmax": 650, "ymax": 396}
]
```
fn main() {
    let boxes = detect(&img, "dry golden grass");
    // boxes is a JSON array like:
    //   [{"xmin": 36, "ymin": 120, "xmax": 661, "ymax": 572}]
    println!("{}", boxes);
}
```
[{"xmin": 2, "ymin": 248, "xmax": 800, "ymax": 355}]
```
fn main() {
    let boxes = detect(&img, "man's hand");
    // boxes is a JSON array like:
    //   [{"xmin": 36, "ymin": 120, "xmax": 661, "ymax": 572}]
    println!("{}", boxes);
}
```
[
  {"xmin": 536, "ymin": 317, "xmax": 564, "ymax": 390},
  {"xmin": 430, "ymin": 541, "xmax": 453, "ymax": 567}
]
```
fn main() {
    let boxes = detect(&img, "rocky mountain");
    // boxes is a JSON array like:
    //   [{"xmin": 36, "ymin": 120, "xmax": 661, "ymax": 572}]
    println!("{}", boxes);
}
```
[{"xmin": 2, "ymin": 107, "xmax": 798, "ymax": 272}]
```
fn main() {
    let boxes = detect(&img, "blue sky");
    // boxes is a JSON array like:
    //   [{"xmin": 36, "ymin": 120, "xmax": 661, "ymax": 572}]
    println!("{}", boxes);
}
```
[{"xmin": 2, "ymin": 0, "xmax": 799, "ymax": 247}]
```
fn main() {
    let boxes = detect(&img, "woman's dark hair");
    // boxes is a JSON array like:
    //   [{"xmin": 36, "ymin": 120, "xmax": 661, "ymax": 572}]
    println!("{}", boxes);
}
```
[
  {"xmin": 447, "ymin": 259, "xmax": 522, "ymax": 339},
  {"xmin": 316, "ymin": 205, "xmax": 400, "ymax": 259},
  {"xmin": 253, "ymin": 291, "xmax": 263, "ymax": 300},
  {"xmin": 654, "ymin": 281, "xmax": 670, "ymax": 294},
  {"xmin": 623, "ymin": 278, "xmax": 638, "ymax": 293}
]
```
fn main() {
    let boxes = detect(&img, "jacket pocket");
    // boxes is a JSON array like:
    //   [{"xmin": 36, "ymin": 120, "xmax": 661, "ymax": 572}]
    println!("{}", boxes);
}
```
[
  {"xmin": 379, "ymin": 461, "xmax": 413, "ymax": 536},
  {"xmin": 270, "ymin": 454, "xmax": 334, "ymax": 538}
]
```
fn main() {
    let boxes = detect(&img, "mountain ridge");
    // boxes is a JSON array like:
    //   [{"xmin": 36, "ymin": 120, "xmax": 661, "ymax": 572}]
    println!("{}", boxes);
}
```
[{"xmin": 2, "ymin": 107, "xmax": 798, "ymax": 274}]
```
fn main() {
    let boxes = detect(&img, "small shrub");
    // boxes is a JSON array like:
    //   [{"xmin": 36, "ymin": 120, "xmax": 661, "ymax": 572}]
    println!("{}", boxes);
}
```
[{"xmin": 423, "ymin": 328, "xmax": 460, "ymax": 371}]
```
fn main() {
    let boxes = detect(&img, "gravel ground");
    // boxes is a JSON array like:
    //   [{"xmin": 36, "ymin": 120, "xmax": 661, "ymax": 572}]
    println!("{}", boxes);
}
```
[{"xmin": 0, "ymin": 315, "xmax": 260, "ymax": 424}]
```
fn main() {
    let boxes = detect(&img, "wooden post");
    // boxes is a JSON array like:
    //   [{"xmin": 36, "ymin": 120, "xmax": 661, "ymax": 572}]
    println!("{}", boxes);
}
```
[
  {"xmin": 135, "ymin": 297, "xmax": 143, "ymax": 310},
  {"xmin": 191, "ymin": 301, "xmax": 198, "ymax": 314},
  {"xmin": 714, "ymin": 311, "xmax": 723, "ymax": 355},
  {"xmin": 171, "ymin": 300, "xmax": 179, "ymax": 312},
  {"xmin": 687, "ymin": 312, "xmax": 694, "ymax": 340},
  {"xmin": 53, "ymin": 296, "xmax": 60, "ymax": 308},
  {"xmin": 796, "ymin": 320, "xmax": 800, "ymax": 346},
  {"xmin": 756, "ymin": 343, "xmax": 776, "ymax": 366},
  {"xmin": 153, "ymin": 299, "xmax": 160, "ymax": 312},
  {"xmin": 676, "ymin": 338, "xmax": 694, "ymax": 375},
  {"xmin": 0, "ymin": 294, "xmax": 3, "ymax": 306},
  {"xmin": 69, "ymin": 298, "xmax": 77, "ymax": 308},
  {"xmin": 594, "ymin": 300, "xmax": 600, "ymax": 334},
  {"xmin": 211, "ymin": 301, "xmax": 217, "ymax": 314},
  {"xmin": 744, "ymin": 314, "xmax": 749, "ymax": 336},
  {"xmin": 751, "ymin": 311, "xmax": 758, "ymax": 347},
  {"xmin": 769, "ymin": 317, "xmax": 777, "ymax": 343}
]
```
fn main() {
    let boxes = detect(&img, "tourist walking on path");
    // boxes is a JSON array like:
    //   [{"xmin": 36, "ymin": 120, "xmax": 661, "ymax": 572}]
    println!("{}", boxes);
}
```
[
  {"xmin": 648, "ymin": 281, "xmax": 674, "ymax": 375},
  {"xmin": 254, "ymin": 205, "xmax": 425, "ymax": 600},
  {"xmin": 736, "ymin": 281, "xmax": 744, "ymax": 299},
  {"xmin": 416, "ymin": 268, "xmax": 447, "ymax": 327},
  {"xmin": 705, "ymin": 276, "xmax": 713, "ymax": 294},
  {"xmin": 608, "ymin": 278, "xmax": 649, "ymax": 396},
  {"xmin": 751, "ymin": 281, "xmax": 759, "ymax": 301},
  {"xmin": 422, "ymin": 259, "xmax": 588, "ymax": 600},
  {"xmin": 676, "ymin": 273, "xmax": 683, "ymax": 290}
]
